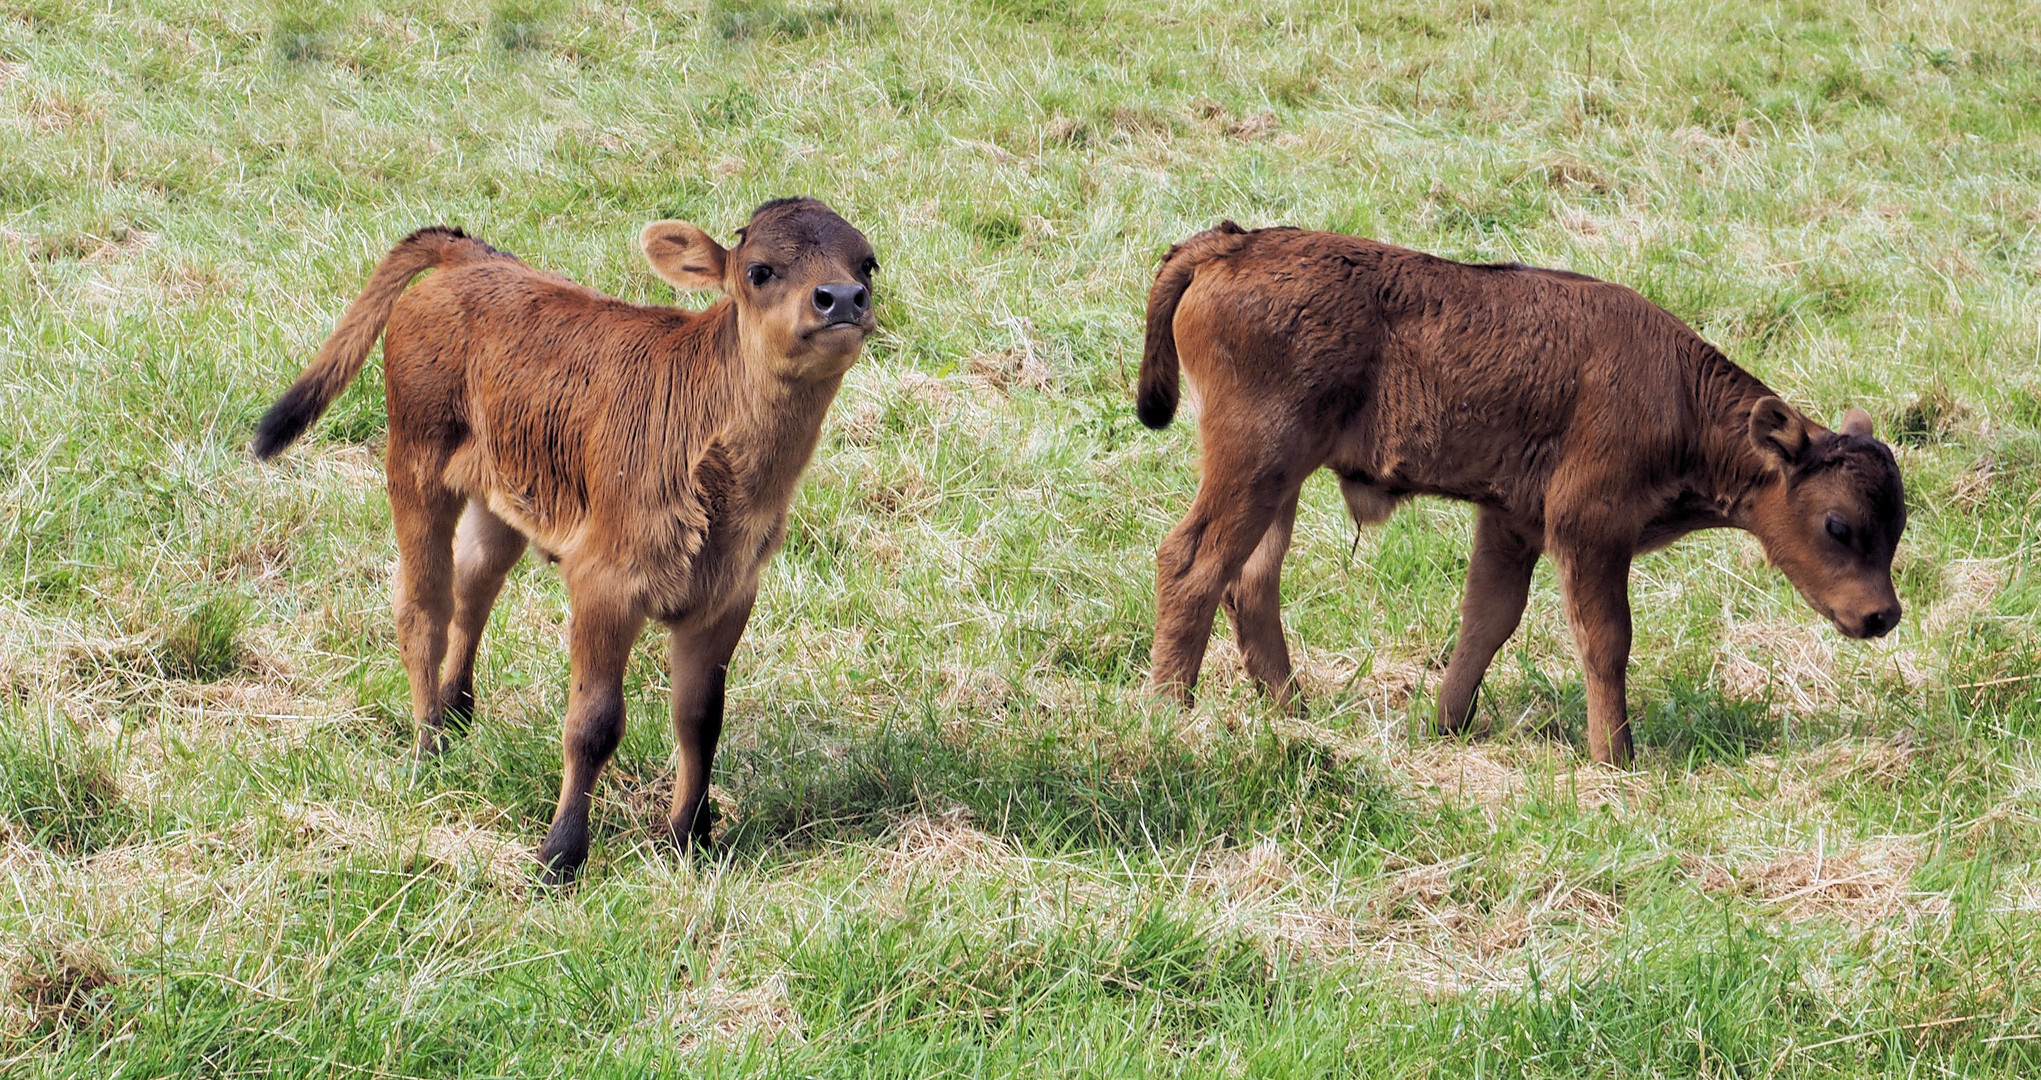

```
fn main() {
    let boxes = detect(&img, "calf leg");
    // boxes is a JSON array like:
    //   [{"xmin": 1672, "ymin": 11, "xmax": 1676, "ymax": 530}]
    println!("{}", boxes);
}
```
[
  {"xmin": 1150, "ymin": 444, "xmax": 1310, "ymax": 701},
  {"xmin": 535, "ymin": 592, "xmax": 646, "ymax": 885},
  {"xmin": 1220, "ymin": 490, "xmax": 1301, "ymax": 706},
  {"xmin": 387, "ymin": 468, "xmax": 463, "ymax": 761},
  {"xmin": 1436, "ymin": 509, "xmax": 1541, "ymax": 734},
  {"xmin": 1553, "ymin": 542, "xmax": 1634, "ymax": 767},
  {"xmin": 420, "ymin": 501, "xmax": 526, "ymax": 755},
  {"xmin": 666, "ymin": 591, "xmax": 757, "ymax": 852}
]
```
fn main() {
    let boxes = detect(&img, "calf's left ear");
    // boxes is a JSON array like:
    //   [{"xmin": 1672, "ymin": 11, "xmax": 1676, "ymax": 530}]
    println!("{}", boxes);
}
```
[
  {"xmin": 1838, "ymin": 408, "xmax": 1875, "ymax": 439},
  {"xmin": 1749, "ymin": 395, "xmax": 1810, "ymax": 466},
  {"xmin": 641, "ymin": 221, "xmax": 728, "ymax": 291}
]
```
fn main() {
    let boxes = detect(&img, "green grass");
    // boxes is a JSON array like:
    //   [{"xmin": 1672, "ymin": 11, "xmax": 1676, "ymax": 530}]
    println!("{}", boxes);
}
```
[{"xmin": 3, "ymin": 0, "xmax": 2040, "ymax": 1075}]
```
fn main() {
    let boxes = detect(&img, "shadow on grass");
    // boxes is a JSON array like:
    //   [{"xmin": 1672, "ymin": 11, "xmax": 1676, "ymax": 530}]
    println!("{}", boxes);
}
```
[
  {"xmin": 1485, "ymin": 661, "xmax": 1781, "ymax": 770},
  {"xmin": 784, "ymin": 900, "xmax": 1275, "ymax": 1053},
  {"xmin": 714, "ymin": 709, "xmax": 1408, "ymax": 860},
  {"xmin": 1633, "ymin": 682, "xmax": 1781, "ymax": 770},
  {"xmin": 393, "ymin": 689, "xmax": 1415, "ymax": 874}
]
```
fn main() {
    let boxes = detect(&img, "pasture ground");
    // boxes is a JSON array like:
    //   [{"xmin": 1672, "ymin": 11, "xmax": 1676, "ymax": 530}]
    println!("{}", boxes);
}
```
[{"xmin": 2, "ymin": 0, "xmax": 2039, "ymax": 1075}]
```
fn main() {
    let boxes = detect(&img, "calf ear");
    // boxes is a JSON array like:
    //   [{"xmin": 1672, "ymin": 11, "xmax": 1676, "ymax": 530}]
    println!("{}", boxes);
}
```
[
  {"xmin": 640, "ymin": 221, "xmax": 728, "ymax": 291},
  {"xmin": 1749, "ymin": 395, "xmax": 1810, "ymax": 466},
  {"xmin": 1838, "ymin": 407, "xmax": 1875, "ymax": 439}
]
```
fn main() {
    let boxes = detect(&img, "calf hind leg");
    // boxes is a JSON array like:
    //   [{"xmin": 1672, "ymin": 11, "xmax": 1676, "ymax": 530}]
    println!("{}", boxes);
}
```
[
  {"xmin": 388, "ymin": 470, "xmax": 464, "ymax": 761},
  {"xmin": 424, "ymin": 501, "xmax": 527, "ymax": 752},
  {"xmin": 1220, "ymin": 491, "xmax": 1301, "ymax": 706},
  {"xmin": 1436, "ymin": 509, "xmax": 1541, "ymax": 735},
  {"xmin": 1150, "ymin": 444, "xmax": 1310, "ymax": 701}
]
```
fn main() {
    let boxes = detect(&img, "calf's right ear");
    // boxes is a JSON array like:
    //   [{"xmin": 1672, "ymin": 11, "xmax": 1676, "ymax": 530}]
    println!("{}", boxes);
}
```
[
  {"xmin": 1748, "ymin": 395, "xmax": 1810, "ymax": 467},
  {"xmin": 641, "ymin": 221, "xmax": 728, "ymax": 291}
]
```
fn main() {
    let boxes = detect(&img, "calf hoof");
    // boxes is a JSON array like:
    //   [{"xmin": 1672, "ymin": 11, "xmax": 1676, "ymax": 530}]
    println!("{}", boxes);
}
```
[
  {"xmin": 1144, "ymin": 676, "xmax": 1196, "ymax": 708},
  {"xmin": 438, "ymin": 683, "xmax": 476, "ymax": 736},
  {"xmin": 1587, "ymin": 727, "xmax": 1634, "ymax": 769},
  {"xmin": 535, "ymin": 850, "xmax": 584, "ymax": 889},
  {"xmin": 1590, "ymin": 742, "xmax": 1634, "ymax": 769},
  {"xmin": 413, "ymin": 725, "xmax": 450, "ymax": 760},
  {"xmin": 1434, "ymin": 678, "xmax": 1484, "ymax": 734},
  {"xmin": 666, "ymin": 801, "xmax": 720, "ymax": 855},
  {"xmin": 535, "ymin": 827, "xmax": 589, "ymax": 888}
]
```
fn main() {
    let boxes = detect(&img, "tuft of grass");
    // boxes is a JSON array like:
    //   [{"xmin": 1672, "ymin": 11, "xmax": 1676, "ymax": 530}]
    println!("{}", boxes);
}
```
[
  {"xmin": 269, "ymin": 1, "xmax": 340, "ymax": 63},
  {"xmin": 717, "ymin": 716, "xmax": 1408, "ymax": 857},
  {"xmin": 708, "ymin": 0, "xmax": 873, "ymax": 42},
  {"xmin": 0, "ymin": 720, "xmax": 135, "ymax": 855},
  {"xmin": 1634, "ymin": 682, "xmax": 1782, "ymax": 769},
  {"xmin": 156, "ymin": 595, "xmax": 248, "ymax": 682},
  {"xmin": 8, "ymin": 938, "xmax": 120, "ymax": 1036},
  {"xmin": 1890, "ymin": 381, "xmax": 1969, "ymax": 446},
  {"xmin": 784, "ymin": 902, "xmax": 1274, "ymax": 1051},
  {"xmin": 488, "ymin": 0, "xmax": 561, "ymax": 53}
]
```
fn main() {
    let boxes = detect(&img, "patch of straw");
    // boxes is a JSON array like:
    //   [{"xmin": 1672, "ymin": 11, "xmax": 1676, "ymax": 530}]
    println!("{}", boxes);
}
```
[
  {"xmin": 1684, "ymin": 841, "xmax": 1945, "ymax": 924},
  {"xmin": 280, "ymin": 801, "xmax": 530, "ymax": 892},
  {"xmin": 1402, "ymin": 743, "xmax": 1647, "ymax": 813},
  {"xmin": 664, "ymin": 972, "xmax": 804, "ymax": 1051},
  {"xmin": 879, "ymin": 806, "xmax": 1015, "ymax": 879}
]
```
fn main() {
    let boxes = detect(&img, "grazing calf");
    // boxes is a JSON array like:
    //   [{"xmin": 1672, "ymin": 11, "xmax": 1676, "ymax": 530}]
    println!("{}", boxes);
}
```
[
  {"xmin": 255, "ymin": 199, "xmax": 878, "ymax": 881},
  {"xmin": 1138, "ymin": 222, "xmax": 1905, "ymax": 765}
]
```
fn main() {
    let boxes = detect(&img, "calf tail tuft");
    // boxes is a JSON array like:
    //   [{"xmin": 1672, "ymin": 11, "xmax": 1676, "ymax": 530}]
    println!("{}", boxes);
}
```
[{"xmin": 253, "ymin": 226, "xmax": 489, "ymax": 460}]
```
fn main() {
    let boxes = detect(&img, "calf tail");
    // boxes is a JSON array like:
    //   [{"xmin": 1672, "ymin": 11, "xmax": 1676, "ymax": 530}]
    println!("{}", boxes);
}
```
[
  {"xmin": 1137, "ymin": 220, "xmax": 1248, "ymax": 430},
  {"xmin": 252, "ymin": 226, "xmax": 490, "ymax": 460}
]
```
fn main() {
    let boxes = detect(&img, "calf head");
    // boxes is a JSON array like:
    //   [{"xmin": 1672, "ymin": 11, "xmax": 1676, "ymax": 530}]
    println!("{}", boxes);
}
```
[
  {"xmin": 641, "ymin": 197, "xmax": 878, "ymax": 379},
  {"xmin": 1743, "ymin": 397, "xmax": 1907, "ymax": 639}
]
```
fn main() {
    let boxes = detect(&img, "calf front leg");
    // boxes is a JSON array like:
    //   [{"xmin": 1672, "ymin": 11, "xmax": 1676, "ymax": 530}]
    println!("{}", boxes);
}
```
[
  {"xmin": 1436, "ymin": 509, "xmax": 1541, "ymax": 735},
  {"xmin": 536, "ymin": 594, "xmax": 646, "ymax": 886},
  {"xmin": 1553, "ymin": 542, "xmax": 1634, "ymax": 767},
  {"xmin": 666, "ymin": 591, "xmax": 756, "ymax": 852}
]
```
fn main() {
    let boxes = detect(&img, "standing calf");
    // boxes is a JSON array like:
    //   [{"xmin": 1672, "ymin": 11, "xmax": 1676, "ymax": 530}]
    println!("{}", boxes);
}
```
[
  {"xmin": 1138, "ymin": 222, "xmax": 1906, "ymax": 765},
  {"xmin": 255, "ymin": 199, "xmax": 878, "ymax": 881}
]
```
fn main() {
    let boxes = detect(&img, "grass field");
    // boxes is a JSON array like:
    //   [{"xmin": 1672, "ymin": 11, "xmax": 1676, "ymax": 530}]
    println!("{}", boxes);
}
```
[{"xmin": 3, "ymin": 0, "xmax": 2039, "ymax": 1075}]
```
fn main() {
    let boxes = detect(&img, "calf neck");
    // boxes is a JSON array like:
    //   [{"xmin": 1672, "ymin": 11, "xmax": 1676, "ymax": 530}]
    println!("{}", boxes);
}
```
[
  {"xmin": 255, "ymin": 199, "xmax": 878, "ymax": 881},
  {"xmin": 1138, "ymin": 222, "xmax": 1906, "ymax": 765}
]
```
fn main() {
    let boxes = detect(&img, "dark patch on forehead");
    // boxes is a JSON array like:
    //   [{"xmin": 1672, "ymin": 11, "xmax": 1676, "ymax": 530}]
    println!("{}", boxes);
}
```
[
  {"xmin": 1807, "ymin": 434, "xmax": 1907, "ymax": 535},
  {"xmin": 736, "ymin": 197, "xmax": 867, "ymax": 256}
]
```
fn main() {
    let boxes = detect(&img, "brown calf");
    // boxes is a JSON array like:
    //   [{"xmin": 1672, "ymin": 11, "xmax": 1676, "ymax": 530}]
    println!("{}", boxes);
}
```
[
  {"xmin": 1138, "ymin": 222, "xmax": 1905, "ymax": 765},
  {"xmin": 255, "ymin": 199, "xmax": 878, "ymax": 881}
]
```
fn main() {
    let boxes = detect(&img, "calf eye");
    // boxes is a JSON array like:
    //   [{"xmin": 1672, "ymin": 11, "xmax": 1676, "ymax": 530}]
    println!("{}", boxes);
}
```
[
  {"xmin": 747, "ymin": 264, "xmax": 774, "ymax": 288},
  {"xmin": 1825, "ymin": 515, "xmax": 1851, "ymax": 544},
  {"xmin": 861, "ymin": 257, "xmax": 880, "ymax": 276}
]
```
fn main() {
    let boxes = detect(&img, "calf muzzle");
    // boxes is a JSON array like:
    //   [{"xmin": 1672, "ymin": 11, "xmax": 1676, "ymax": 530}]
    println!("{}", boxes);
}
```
[
  {"xmin": 812, "ymin": 282, "xmax": 871, "ymax": 326},
  {"xmin": 1847, "ymin": 603, "xmax": 1902, "ymax": 639}
]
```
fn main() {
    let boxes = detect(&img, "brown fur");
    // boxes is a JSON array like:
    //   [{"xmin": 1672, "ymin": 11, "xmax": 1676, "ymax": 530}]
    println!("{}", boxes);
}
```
[
  {"xmin": 1139, "ymin": 224, "xmax": 1906, "ymax": 765},
  {"xmin": 255, "ymin": 199, "xmax": 878, "ymax": 881}
]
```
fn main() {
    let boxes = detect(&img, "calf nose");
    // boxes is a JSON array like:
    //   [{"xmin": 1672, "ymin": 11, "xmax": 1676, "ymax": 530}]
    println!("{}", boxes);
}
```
[
  {"xmin": 812, "ymin": 282, "xmax": 870, "ymax": 323},
  {"xmin": 1859, "ymin": 604, "xmax": 1901, "ymax": 638}
]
